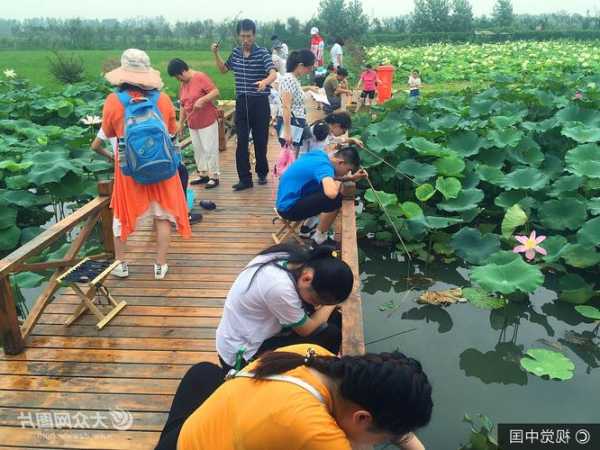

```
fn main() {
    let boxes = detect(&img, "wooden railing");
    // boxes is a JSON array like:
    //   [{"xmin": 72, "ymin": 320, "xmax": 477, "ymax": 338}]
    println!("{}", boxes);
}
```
[
  {"xmin": 0, "ymin": 180, "xmax": 115, "ymax": 355},
  {"xmin": 340, "ymin": 183, "xmax": 366, "ymax": 356}
]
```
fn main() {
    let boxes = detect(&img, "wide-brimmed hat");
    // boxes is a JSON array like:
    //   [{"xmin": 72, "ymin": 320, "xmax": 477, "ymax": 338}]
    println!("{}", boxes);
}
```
[
  {"xmin": 105, "ymin": 49, "xmax": 163, "ymax": 90},
  {"xmin": 310, "ymin": 27, "xmax": 319, "ymax": 35}
]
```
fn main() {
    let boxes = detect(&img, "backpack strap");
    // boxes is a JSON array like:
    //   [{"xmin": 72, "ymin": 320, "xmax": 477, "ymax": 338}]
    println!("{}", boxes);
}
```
[
  {"xmin": 116, "ymin": 90, "xmax": 132, "ymax": 108},
  {"xmin": 226, "ymin": 370, "xmax": 326, "ymax": 405}
]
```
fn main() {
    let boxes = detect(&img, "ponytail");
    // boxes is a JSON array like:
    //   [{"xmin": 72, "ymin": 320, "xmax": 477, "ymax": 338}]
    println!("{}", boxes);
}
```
[
  {"xmin": 312, "ymin": 121, "xmax": 330, "ymax": 142},
  {"xmin": 286, "ymin": 49, "xmax": 316, "ymax": 73},
  {"xmin": 253, "ymin": 349, "xmax": 433, "ymax": 438},
  {"xmin": 244, "ymin": 243, "xmax": 353, "ymax": 304}
]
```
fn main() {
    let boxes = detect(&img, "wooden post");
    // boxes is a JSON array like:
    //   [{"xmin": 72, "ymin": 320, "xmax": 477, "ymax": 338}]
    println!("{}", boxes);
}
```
[
  {"xmin": 0, "ymin": 276, "xmax": 25, "ymax": 355},
  {"xmin": 342, "ymin": 181, "xmax": 356, "ymax": 200},
  {"xmin": 97, "ymin": 180, "xmax": 115, "ymax": 256},
  {"xmin": 218, "ymin": 109, "xmax": 227, "ymax": 152}
]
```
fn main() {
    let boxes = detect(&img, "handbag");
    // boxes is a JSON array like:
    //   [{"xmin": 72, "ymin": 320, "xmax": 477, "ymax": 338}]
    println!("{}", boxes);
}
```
[{"xmin": 275, "ymin": 113, "xmax": 307, "ymax": 146}]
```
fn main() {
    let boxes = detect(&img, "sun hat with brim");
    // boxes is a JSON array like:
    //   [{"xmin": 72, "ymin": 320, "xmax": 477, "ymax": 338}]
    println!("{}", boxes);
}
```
[{"xmin": 105, "ymin": 48, "xmax": 163, "ymax": 90}]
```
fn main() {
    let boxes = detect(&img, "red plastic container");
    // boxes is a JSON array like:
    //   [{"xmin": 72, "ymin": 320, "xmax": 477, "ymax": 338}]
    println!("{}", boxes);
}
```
[{"xmin": 376, "ymin": 65, "xmax": 395, "ymax": 104}]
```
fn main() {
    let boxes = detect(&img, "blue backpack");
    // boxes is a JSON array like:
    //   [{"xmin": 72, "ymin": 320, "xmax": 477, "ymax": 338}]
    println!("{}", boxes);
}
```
[{"xmin": 117, "ymin": 90, "xmax": 179, "ymax": 185}]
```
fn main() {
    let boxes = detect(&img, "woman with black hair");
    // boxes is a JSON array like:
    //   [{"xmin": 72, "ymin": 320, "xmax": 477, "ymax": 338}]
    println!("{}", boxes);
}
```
[
  {"xmin": 216, "ymin": 243, "xmax": 353, "ymax": 372},
  {"xmin": 155, "ymin": 343, "xmax": 431, "ymax": 450},
  {"xmin": 276, "ymin": 49, "xmax": 315, "ymax": 149}
]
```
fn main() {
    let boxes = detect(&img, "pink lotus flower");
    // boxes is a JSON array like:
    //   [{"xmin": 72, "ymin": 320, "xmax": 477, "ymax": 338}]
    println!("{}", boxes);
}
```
[
  {"xmin": 513, "ymin": 231, "xmax": 547, "ymax": 261},
  {"xmin": 574, "ymin": 91, "xmax": 583, "ymax": 100}
]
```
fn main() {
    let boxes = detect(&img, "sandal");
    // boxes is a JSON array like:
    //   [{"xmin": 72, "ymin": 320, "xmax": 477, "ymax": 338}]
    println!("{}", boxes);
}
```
[{"xmin": 205, "ymin": 178, "xmax": 220, "ymax": 189}]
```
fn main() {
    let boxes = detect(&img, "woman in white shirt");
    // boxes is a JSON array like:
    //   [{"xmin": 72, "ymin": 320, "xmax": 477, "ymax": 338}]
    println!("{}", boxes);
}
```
[
  {"xmin": 330, "ymin": 38, "xmax": 344, "ymax": 69},
  {"xmin": 216, "ymin": 243, "xmax": 354, "ymax": 371}
]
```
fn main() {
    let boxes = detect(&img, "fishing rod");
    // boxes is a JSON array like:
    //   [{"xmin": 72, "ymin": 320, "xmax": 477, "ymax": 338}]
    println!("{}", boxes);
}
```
[{"xmin": 364, "ymin": 172, "xmax": 412, "ymax": 261}]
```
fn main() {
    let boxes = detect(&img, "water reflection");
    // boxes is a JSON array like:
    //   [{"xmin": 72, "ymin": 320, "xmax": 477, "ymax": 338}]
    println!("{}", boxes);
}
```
[
  {"xmin": 402, "ymin": 305, "xmax": 454, "ymax": 333},
  {"xmin": 559, "ymin": 329, "xmax": 600, "ymax": 374},
  {"xmin": 460, "ymin": 342, "xmax": 528, "ymax": 385}
]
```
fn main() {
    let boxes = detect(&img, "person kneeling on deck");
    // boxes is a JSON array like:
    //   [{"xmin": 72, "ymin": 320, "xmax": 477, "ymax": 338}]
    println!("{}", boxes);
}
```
[
  {"xmin": 155, "ymin": 344, "xmax": 431, "ymax": 450},
  {"xmin": 216, "ymin": 244, "xmax": 353, "ymax": 372},
  {"xmin": 276, "ymin": 146, "xmax": 367, "ymax": 247}
]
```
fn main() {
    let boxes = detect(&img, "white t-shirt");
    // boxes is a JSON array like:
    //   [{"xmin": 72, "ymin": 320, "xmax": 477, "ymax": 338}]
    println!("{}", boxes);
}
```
[
  {"xmin": 279, "ymin": 73, "xmax": 307, "ymax": 119},
  {"xmin": 330, "ymin": 43, "xmax": 343, "ymax": 68},
  {"xmin": 216, "ymin": 253, "xmax": 307, "ymax": 366},
  {"xmin": 97, "ymin": 128, "xmax": 118, "ymax": 155}
]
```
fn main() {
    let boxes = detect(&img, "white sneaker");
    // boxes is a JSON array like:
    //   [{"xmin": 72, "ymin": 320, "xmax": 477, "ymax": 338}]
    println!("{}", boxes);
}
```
[
  {"xmin": 112, "ymin": 262, "xmax": 129, "ymax": 278},
  {"xmin": 154, "ymin": 263, "xmax": 169, "ymax": 280}
]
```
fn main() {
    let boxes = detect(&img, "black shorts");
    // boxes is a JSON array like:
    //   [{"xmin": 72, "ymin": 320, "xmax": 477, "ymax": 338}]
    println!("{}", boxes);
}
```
[
  {"xmin": 278, "ymin": 189, "xmax": 342, "ymax": 221},
  {"xmin": 361, "ymin": 90, "xmax": 376, "ymax": 99}
]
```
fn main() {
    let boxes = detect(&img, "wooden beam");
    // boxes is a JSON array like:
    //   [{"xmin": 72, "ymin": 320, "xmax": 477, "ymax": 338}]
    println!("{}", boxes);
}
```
[
  {"xmin": 12, "ymin": 253, "xmax": 111, "ymax": 273},
  {"xmin": 20, "ymin": 211, "xmax": 102, "ymax": 339},
  {"xmin": 340, "ymin": 198, "xmax": 366, "ymax": 356},
  {"xmin": 0, "ymin": 276, "xmax": 24, "ymax": 355},
  {"xmin": 97, "ymin": 180, "xmax": 115, "ymax": 256},
  {"xmin": 0, "ymin": 196, "xmax": 109, "ymax": 279}
]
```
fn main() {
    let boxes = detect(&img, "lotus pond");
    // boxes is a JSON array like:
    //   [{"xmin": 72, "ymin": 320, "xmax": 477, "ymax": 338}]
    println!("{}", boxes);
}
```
[{"xmin": 357, "ymin": 41, "xmax": 600, "ymax": 448}]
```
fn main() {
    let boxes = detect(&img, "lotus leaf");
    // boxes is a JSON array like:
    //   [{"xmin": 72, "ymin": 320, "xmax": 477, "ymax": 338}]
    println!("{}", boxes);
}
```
[
  {"xmin": 415, "ymin": 184, "xmax": 435, "ymax": 202},
  {"xmin": 463, "ymin": 287, "xmax": 507, "ymax": 310},
  {"xmin": 541, "ymin": 235, "xmax": 568, "ymax": 263},
  {"xmin": 522, "ymin": 117, "xmax": 559, "ymax": 132},
  {"xmin": 555, "ymin": 105, "xmax": 600, "ymax": 127},
  {"xmin": 588, "ymin": 198, "xmax": 600, "ymax": 216},
  {"xmin": 561, "ymin": 124, "xmax": 600, "ymax": 143},
  {"xmin": 577, "ymin": 217, "xmax": 600, "ymax": 246},
  {"xmin": 430, "ymin": 114, "xmax": 460, "ymax": 130},
  {"xmin": 558, "ymin": 273, "xmax": 595, "ymax": 304},
  {"xmin": 397, "ymin": 159, "xmax": 437, "ymax": 183},
  {"xmin": 434, "ymin": 156, "xmax": 465, "ymax": 177},
  {"xmin": 367, "ymin": 126, "xmax": 406, "ymax": 152},
  {"xmin": 548, "ymin": 175, "xmax": 583, "ymax": 197},
  {"xmin": 477, "ymin": 148, "xmax": 506, "ymax": 168},
  {"xmin": 0, "ymin": 189, "xmax": 49, "ymax": 207},
  {"xmin": 439, "ymin": 188, "xmax": 484, "ymax": 212},
  {"xmin": 500, "ymin": 168, "xmax": 548, "ymax": 191},
  {"xmin": 5, "ymin": 175, "xmax": 31, "ymax": 190},
  {"xmin": 560, "ymin": 244, "xmax": 600, "ymax": 268},
  {"xmin": 540, "ymin": 154, "xmax": 565, "ymax": 180},
  {"xmin": 538, "ymin": 198, "xmax": 587, "ymax": 231},
  {"xmin": 520, "ymin": 349, "xmax": 575, "ymax": 380},
  {"xmin": 435, "ymin": 177, "xmax": 462, "ymax": 200},
  {"xmin": 494, "ymin": 191, "xmax": 527, "ymax": 208},
  {"xmin": 0, "ymin": 207, "xmax": 17, "ymax": 229},
  {"xmin": 0, "ymin": 160, "xmax": 32, "ymax": 172},
  {"xmin": 407, "ymin": 137, "xmax": 455, "ymax": 157},
  {"xmin": 447, "ymin": 131, "xmax": 483, "ymax": 157},
  {"xmin": 574, "ymin": 305, "xmax": 600, "ymax": 321},
  {"xmin": 402, "ymin": 202, "xmax": 424, "ymax": 219},
  {"xmin": 491, "ymin": 115, "xmax": 520, "ymax": 128},
  {"xmin": 487, "ymin": 128, "xmax": 523, "ymax": 148},
  {"xmin": 501, "ymin": 204, "xmax": 528, "ymax": 239},
  {"xmin": 509, "ymin": 136, "xmax": 544, "ymax": 167},
  {"xmin": 470, "ymin": 256, "xmax": 544, "ymax": 294},
  {"xmin": 364, "ymin": 189, "xmax": 398, "ymax": 208},
  {"xmin": 25, "ymin": 149, "xmax": 79, "ymax": 185},
  {"xmin": 450, "ymin": 228, "xmax": 501, "ymax": 265},
  {"xmin": 565, "ymin": 144, "xmax": 600, "ymax": 178},
  {"xmin": 12, "ymin": 271, "xmax": 46, "ymax": 288},
  {"xmin": 477, "ymin": 165, "xmax": 505, "ymax": 184},
  {"xmin": 424, "ymin": 216, "xmax": 464, "ymax": 229},
  {"xmin": 0, "ymin": 225, "xmax": 21, "ymax": 251}
]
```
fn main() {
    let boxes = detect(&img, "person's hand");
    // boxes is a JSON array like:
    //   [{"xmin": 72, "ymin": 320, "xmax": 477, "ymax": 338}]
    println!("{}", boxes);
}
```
[
  {"xmin": 283, "ymin": 126, "xmax": 293, "ymax": 146},
  {"xmin": 347, "ymin": 137, "xmax": 364, "ymax": 148},
  {"xmin": 211, "ymin": 43, "xmax": 220, "ymax": 54},
  {"xmin": 351, "ymin": 169, "xmax": 368, "ymax": 181},
  {"xmin": 175, "ymin": 123, "xmax": 185, "ymax": 139},
  {"xmin": 193, "ymin": 98, "xmax": 205, "ymax": 110},
  {"xmin": 255, "ymin": 79, "xmax": 269, "ymax": 91}
]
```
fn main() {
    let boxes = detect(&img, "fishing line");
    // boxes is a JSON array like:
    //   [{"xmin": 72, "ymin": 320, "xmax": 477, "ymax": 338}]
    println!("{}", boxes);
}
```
[
  {"xmin": 364, "ymin": 173, "xmax": 411, "ymax": 261},
  {"xmin": 361, "ymin": 145, "xmax": 416, "ymax": 185}
]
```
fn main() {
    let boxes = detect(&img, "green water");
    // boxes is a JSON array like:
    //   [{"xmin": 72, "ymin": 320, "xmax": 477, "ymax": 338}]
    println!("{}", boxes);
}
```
[{"xmin": 360, "ymin": 244, "xmax": 600, "ymax": 449}]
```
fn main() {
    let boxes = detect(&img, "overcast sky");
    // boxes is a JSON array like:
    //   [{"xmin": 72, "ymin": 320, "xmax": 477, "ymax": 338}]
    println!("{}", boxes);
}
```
[{"xmin": 1, "ymin": 0, "xmax": 599, "ymax": 22}]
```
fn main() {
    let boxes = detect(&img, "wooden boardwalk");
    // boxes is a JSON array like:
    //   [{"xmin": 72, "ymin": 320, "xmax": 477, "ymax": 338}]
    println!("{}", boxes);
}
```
[{"xmin": 0, "ymin": 138, "xmax": 283, "ymax": 449}]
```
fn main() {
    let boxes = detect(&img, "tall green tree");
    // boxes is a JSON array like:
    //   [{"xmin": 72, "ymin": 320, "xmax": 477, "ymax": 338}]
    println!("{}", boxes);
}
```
[
  {"xmin": 345, "ymin": 0, "xmax": 369, "ymax": 39},
  {"xmin": 493, "ymin": 0, "xmax": 514, "ymax": 28},
  {"xmin": 411, "ymin": 0, "xmax": 451, "ymax": 32},
  {"xmin": 317, "ymin": 0, "xmax": 368, "ymax": 40},
  {"xmin": 451, "ymin": 0, "xmax": 473, "ymax": 32}
]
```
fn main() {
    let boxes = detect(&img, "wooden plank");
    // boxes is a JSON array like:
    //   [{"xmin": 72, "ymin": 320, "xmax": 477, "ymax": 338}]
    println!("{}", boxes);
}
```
[
  {"xmin": 28, "ymin": 325, "xmax": 217, "ymax": 339},
  {"xmin": 0, "ymin": 360, "xmax": 190, "ymax": 379},
  {"xmin": 25, "ymin": 336, "xmax": 214, "ymax": 352},
  {"xmin": 340, "ymin": 198, "xmax": 366, "ymax": 356},
  {"xmin": 97, "ymin": 180, "xmax": 115, "ymax": 256},
  {"xmin": 0, "ymin": 277, "xmax": 24, "ymax": 355},
  {"xmin": 0, "ymin": 425, "xmax": 160, "ymax": 449},
  {"xmin": 44, "ymin": 304, "xmax": 223, "ymax": 318},
  {"xmin": 35, "ymin": 314, "xmax": 220, "ymax": 329},
  {"xmin": 53, "ymin": 295, "xmax": 225, "ymax": 308},
  {"xmin": 0, "ymin": 348, "xmax": 217, "ymax": 365},
  {"xmin": 0, "ymin": 197, "xmax": 109, "ymax": 278}
]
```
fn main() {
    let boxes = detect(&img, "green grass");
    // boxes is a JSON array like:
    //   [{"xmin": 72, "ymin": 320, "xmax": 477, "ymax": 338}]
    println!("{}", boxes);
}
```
[{"xmin": 0, "ymin": 50, "xmax": 236, "ymax": 99}]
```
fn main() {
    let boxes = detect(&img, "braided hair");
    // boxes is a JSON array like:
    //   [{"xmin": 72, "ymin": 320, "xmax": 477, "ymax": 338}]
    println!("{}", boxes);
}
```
[
  {"xmin": 253, "ymin": 350, "xmax": 433, "ymax": 438},
  {"xmin": 244, "ymin": 243, "xmax": 353, "ymax": 305}
]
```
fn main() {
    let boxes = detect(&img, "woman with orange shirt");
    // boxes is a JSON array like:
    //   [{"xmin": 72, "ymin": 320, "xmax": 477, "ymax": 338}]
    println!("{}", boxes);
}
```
[
  {"xmin": 102, "ymin": 49, "xmax": 191, "ymax": 280},
  {"xmin": 155, "ymin": 344, "xmax": 431, "ymax": 450}
]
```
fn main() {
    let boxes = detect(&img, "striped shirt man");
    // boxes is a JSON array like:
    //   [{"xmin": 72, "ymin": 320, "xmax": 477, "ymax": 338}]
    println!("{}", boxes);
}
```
[{"xmin": 225, "ymin": 45, "xmax": 276, "ymax": 97}]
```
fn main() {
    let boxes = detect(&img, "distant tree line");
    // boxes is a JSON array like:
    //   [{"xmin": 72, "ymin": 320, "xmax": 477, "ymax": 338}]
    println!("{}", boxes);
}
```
[{"xmin": 0, "ymin": 0, "xmax": 599, "ymax": 50}]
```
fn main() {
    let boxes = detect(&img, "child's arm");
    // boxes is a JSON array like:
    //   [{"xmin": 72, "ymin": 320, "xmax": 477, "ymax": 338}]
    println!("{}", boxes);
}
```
[{"xmin": 398, "ymin": 433, "xmax": 425, "ymax": 450}]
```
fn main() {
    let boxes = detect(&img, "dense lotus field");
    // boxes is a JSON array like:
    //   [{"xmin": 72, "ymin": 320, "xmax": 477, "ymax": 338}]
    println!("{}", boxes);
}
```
[
  {"xmin": 366, "ymin": 40, "xmax": 600, "ymax": 84},
  {"xmin": 353, "ymin": 57, "xmax": 600, "ymax": 372}
]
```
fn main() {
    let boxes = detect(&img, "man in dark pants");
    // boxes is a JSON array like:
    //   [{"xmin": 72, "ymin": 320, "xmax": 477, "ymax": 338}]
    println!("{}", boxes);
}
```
[{"xmin": 212, "ymin": 19, "xmax": 278, "ymax": 191}]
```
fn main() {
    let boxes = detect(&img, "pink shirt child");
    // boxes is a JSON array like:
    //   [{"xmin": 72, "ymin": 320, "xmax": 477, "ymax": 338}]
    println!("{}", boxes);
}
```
[{"xmin": 360, "ymin": 69, "xmax": 378, "ymax": 92}]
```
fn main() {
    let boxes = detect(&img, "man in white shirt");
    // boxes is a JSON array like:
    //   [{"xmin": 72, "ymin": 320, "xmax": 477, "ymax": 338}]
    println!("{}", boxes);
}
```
[{"xmin": 330, "ymin": 38, "xmax": 344, "ymax": 69}]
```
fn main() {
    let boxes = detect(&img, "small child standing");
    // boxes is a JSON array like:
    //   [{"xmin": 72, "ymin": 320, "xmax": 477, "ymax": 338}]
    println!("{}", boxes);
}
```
[
  {"xmin": 408, "ymin": 70, "xmax": 422, "ymax": 98},
  {"xmin": 357, "ymin": 64, "xmax": 379, "ymax": 110}
]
